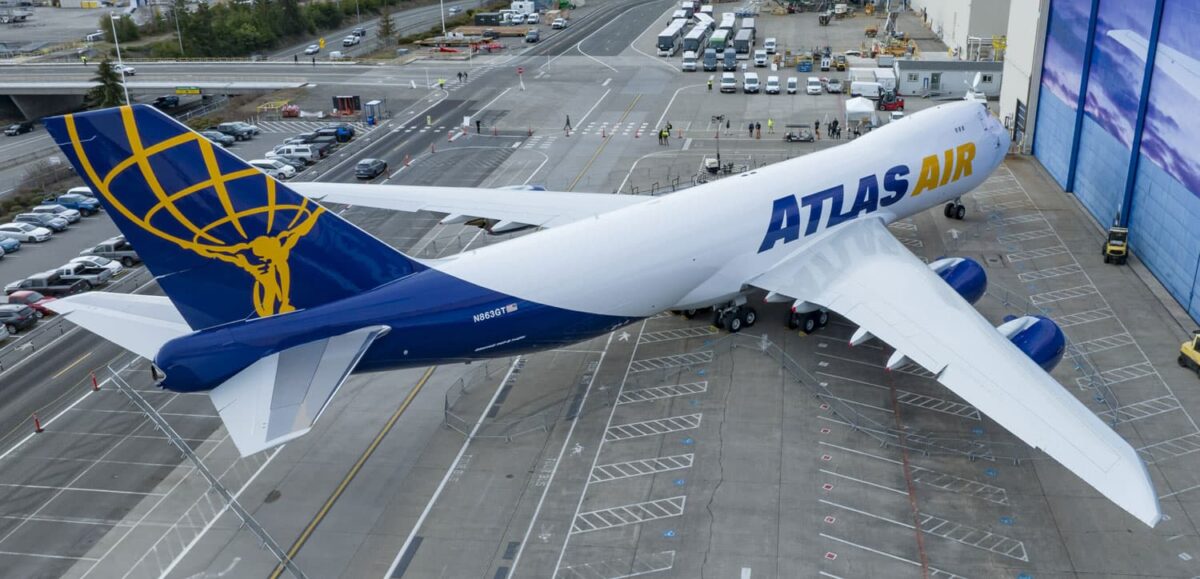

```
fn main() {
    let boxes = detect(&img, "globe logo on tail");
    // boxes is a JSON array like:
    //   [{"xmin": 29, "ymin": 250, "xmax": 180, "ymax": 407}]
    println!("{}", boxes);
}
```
[{"xmin": 64, "ymin": 106, "xmax": 324, "ymax": 318}]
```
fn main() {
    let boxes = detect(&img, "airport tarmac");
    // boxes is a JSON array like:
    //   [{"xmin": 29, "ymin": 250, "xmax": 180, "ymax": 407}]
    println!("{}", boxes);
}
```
[{"xmin": 1, "ymin": 2, "xmax": 1199, "ymax": 579}]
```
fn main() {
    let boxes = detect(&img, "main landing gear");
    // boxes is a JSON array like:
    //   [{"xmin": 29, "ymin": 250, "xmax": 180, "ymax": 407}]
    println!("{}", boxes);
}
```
[
  {"xmin": 943, "ymin": 197, "xmax": 966, "ymax": 220},
  {"xmin": 788, "ymin": 309, "xmax": 829, "ymax": 333},
  {"xmin": 712, "ymin": 303, "xmax": 757, "ymax": 333}
]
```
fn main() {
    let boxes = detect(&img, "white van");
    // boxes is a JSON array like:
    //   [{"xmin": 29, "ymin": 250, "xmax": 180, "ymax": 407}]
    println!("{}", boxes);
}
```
[
  {"xmin": 681, "ymin": 50, "xmax": 698, "ymax": 72},
  {"xmin": 720, "ymin": 72, "xmax": 738, "ymax": 92},
  {"xmin": 753, "ymin": 49, "xmax": 768, "ymax": 67},
  {"xmin": 743, "ymin": 72, "xmax": 760, "ymax": 93},
  {"xmin": 806, "ymin": 76, "xmax": 823, "ymax": 95},
  {"xmin": 249, "ymin": 159, "xmax": 297, "ymax": 180},
  {"xmin": 764, "ymin": 37, "xmax": 777, "ymax": 54},
  {"xmin": 765, "ymin": 75, "xmax": 781, "ymax": 94},
  {"xmin": 850, "ymin": 80, "xmax": 883, "ymax": 98},
  {"xmin": 786, "ymin": 76, "xmax": 798, "ymax": 94},
  {"xmin": 268, "ymin": 144, "xmax": 319, "ymax": 163}
]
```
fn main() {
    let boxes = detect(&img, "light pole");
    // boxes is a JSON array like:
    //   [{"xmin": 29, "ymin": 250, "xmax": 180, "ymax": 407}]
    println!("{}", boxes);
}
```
[
  {"xmin": 172, "ymin": 3, "xmax": 184, "ymax": 55},
  {"xmin": 109, "ymin": 14, "xmax": 130, "ymax": 105},
  {"xmin": 355, "ymin": 0, "xmax": 361, "ymax": 24},
  {"xmin": 439, "ymin": 0, "xmax": 446, "ymax": 37}
]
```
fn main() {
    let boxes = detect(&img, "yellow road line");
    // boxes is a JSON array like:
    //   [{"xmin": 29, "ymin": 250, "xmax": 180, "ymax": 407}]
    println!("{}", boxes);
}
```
[
  {"xmin": 567, "ymin": 95, "xmax": 641, "ymax": 191},
  {"xmin": 51, "ymin": 352, "xmax": 92, "ymax": 380},
  {"xmin": 269, "ymin": 365, "xmax": 437, "ymax": 579}
]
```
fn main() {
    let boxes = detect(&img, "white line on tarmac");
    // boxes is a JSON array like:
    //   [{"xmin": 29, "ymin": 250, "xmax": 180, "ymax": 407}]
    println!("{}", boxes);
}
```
[
  {"xmin": 819, "ymin": 468, "xmax": 906, "ymax": 495},
  {"xmin": 384, "ymin": 358, "xmax": 522, "ymax": 579},
  {"xmin": 551, "ymin": 319, "xmax": 650, "ymax": 575},
  {"xmin": 508, "ymin": 334, "xmax": 615, "ymax": 577},
  {"xmin": 654, "ymin": 84, "xmax": 706, "ymax": 131},
  {"xmin": 575, "ymin": 88, "xmax": 612, "ymax": 130}
]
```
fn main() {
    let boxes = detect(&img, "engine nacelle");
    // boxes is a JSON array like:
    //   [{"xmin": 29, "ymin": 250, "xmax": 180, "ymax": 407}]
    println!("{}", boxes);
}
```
[
  {"xmin": 996, "ymin": 315, "xmax": 1066, "ymax": 371},
  {"xmin": 930, "ymin": 257, "xmax": 987, "ymax": 305}
]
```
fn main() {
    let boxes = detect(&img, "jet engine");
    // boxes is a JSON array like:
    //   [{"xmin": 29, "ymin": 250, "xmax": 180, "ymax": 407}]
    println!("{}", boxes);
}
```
[
  {"xmin": 996, "ymin": 315, "xmax": 1066, "ymax": 371},
  {"xmin": 930, "ymin": 257, "xmax": 987, "ymax": 305}
]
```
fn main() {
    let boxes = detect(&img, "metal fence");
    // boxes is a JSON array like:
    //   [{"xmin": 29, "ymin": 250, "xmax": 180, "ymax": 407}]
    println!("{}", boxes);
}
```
[{"xmin": 443, "ymin": 358, "xmax": 555, "ymax": 443}]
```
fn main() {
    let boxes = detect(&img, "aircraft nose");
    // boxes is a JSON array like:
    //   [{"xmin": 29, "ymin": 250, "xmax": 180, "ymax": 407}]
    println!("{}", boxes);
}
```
[{"xmin": 983, "ymin": 113, "xmax": 1010, "ymax": 166}]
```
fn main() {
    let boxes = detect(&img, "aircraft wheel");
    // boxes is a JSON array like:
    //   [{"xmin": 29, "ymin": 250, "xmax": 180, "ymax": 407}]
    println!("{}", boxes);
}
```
[
  {"xmin": 683, "ymin": 309, "xmax": 699, "ymax": 319},
  {"xmin": 787, "ymin": 312, "xmax": 801, "ymax": 330},
  {"xmin": 954, "ymin": 204, "xmax": 966, "ymax": 220},
  {"xmin": 802, "ymin": 314, "xmax": 817, "ymax": 334},
  {"xmin": 944, "ymin": 203, "xmax": 954, "ymax": 218},
  {"xmin": 712, "ymin": 310, "xmax": 725, "ymax": 329},
  {"xmin": 1104, "ymin": 255, "xmax": 1112, "ymax": 264},
  {"xmin": 817, "ymin": 310, "xmax": 829, "ymax": 327},
  {"xmin": 743, "ymin": 307, "xmax": 757, "ymax": 327},
  {"xmin": 727, "ymin": 313, "xmax": 743, "ymax": 333}
]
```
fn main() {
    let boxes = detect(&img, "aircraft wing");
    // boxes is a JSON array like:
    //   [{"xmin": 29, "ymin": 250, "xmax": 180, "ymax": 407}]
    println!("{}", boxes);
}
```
[
  {"xmin": 751, "ymin": 217, "xmax": 1161, "ymax": 527},
  {"xmin": 290, "ymin": 183, "xmax": 647, "ymax": 230},
  {"xmin": 209, "ymin": 324, "xmax": 390, "ymax": 456}
]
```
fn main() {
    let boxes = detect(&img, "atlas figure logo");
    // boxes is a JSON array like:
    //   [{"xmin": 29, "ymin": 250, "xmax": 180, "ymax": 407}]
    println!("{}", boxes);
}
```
[
  {"xmin": 64, "ymin": 106, "xmax": 323, "ymax": 317},
  {"xmin": 759, "ymin": 142, "xmax": 976, "ymax": 253}
]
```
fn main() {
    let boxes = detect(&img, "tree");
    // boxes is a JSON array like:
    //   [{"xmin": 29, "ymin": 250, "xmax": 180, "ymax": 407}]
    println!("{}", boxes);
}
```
[
  {"xmin": 87, "ymin": 59, "xmax": 125, "ymax": 108},
  {"xmin": 378, "ymin": 8, "xmax": 394, "ymax": 43}
]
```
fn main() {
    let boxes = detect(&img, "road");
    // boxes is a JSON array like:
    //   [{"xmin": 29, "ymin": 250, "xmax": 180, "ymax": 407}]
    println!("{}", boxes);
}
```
[{"xmin": 269, "ymin": 0, "xmax": 486, "ymax": 61}]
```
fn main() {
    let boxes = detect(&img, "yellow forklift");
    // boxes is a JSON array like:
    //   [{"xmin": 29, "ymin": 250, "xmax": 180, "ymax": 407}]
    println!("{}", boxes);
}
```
[
  {"xmin": 1180, "ymin": 331, "xmax": 1200, "ymax": 377},
  {"xmin": 1103, "ymin": 226, "xmax": 1128, "ymax": 264}
]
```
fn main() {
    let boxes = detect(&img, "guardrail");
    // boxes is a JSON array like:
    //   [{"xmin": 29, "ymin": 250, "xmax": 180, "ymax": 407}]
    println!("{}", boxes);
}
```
[
  {"xmin": 0, "ymin": 266, "xmax": 154, "ymax": 374},
  {"xmin": 443, "ymin": 358, "xmax": 555, "ymax": 442}
]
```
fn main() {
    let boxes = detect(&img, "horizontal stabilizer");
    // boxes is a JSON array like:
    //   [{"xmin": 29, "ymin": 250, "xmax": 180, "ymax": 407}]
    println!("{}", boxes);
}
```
[
  {"xmin": 48, "ymin": 293, "xmax": 190, "ymax": 360},
  {"xmin": 209, "ymin": 324, "xmax": 390, "ymax": 456}
]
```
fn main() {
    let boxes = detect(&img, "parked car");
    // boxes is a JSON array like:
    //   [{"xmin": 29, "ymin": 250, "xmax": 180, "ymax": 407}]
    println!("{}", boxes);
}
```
[
  {"xmin": 525, "ymin": 12, "xmax": 539, "ymax": 24},
  {"xmin": 153, "ymin": 95, "xmax": 180, "ymax": 109},
  {"xmin": 44, "ymin": 193, "xmax": 100, "ymax": 215},
  {"xmin": 317, "ymin": 123, "xmax": 354, "ymax": 142},
  {"xmin": 249, "ymin": 159, "xmax": 297, "ymax": 180},
  {"xmin": 765, "ymin": 75, "xmax": 781, "ymax": 94},
  {"xmin": 0, "ymin": 237, "xmax": 19, "ymax": 254},
  {"xmin": 304, "ymin": 44, "xmax": 320, "ymax": 55},
  {"xmin": 786, "ymin": 76, "xmax": 798, "ymax": 94},
  {"xmin": 4, "ymin": 271, "xmax": 88, "ymax": 297},
  {"xmin": 0, "ymin": 325, "xmax": 9, "ymax": 342},
  {"xmin": 4, "ymin": 121, "xmax": 34, "ymax": 136},
  {"xmin": 201, "ymin": 130, "xmax": 235, "ymax": 147},
  {"xmin": 0, "ymin": 304, "xmax": 37, "ymax": 333},
  {"xmin": 272, "ymin": 156, "xmax": 307, "ymax": 171},
  {"xmin": 81, "ymin": 235, "xmax": 140, "ymax": 266},
  {"xmin": 806, "ymin": 76, "xmax": 823, "ymax": 95},
  {"xmin": 342, "ymin": 35, "xmax": 360, "ymax": 47},
  {"xmin": 355, "ymin": 158, "xmax": 387, "ymax": 179},
  {"xmin": 743, "ymin": 72, "xmax": 760, "ymax": 93},
  {"xmin": 525, "ymin": 28, "xmax": 540, "ymax": 43},
  {"xmin": 720, "ymin": 72, "xmax": 738, "ymax": 93},
  {"xmin": 112, "ymin": 63, "xmax": 135, "ymax": 75},
  {"xmin": 70, "ymin": 255, "xmax": 124, "ymax": 275},
  {"xmin": 754, "ymin": 49, "xmax": 768, "ymax": 67},
  {"xmin": 447, "ymin": 6, "xmax": 460, "ymax": 14},
  {"xmin": 55, "ymin": 261, "xmax": 113, "ymax": 288},
  {"xmin": 0, "ymin": 222, "xmax": 51, "ymax": 243},
  {"xmin": 30, "ymin": 204, "xmax": 80, "ymax": 223},
  {"xmin": 1, "ymin": 291, "xmax": 57, "ymax": 318},
  {"xmin": 66, "ymin": 186, "xmax": 96, "ymax": 198},
  {"xmin": 826, "ymin": 78, "xmax": 844, "ymax": 93},
  {"xmin": 214, "ymin": 122, "xmax": 254, "ymax": 141},
  {"xmin": 14, "ymin": 212, "xmax": 68, "ymax": 232},
  {"xmin": 268, "ymin": 144, "xmax": 320, "ymax": 164}
]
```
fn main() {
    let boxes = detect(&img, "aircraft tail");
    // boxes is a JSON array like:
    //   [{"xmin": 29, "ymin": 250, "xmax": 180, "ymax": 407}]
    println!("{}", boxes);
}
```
[{"xmin": 44, "ymin": 105, "xmax": 424, "ymax": 330}]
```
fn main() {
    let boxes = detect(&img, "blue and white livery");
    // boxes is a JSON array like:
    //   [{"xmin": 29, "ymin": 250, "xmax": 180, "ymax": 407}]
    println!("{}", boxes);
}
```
[{"xmin": 42, "ymin": 102, "xmax": 1159, "ymax": 527}]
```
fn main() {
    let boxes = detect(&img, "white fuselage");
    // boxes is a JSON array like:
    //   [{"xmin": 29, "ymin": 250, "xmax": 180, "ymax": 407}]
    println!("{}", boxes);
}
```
[{"xmin": 436, "ymin": 102, "xmax": 1009, "ymax": 317}]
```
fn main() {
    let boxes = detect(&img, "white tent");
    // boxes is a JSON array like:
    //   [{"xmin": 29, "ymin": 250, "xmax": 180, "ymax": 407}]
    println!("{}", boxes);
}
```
[{"xmin": 844, "ymin": 97, "xmax": 878, "ymax": 130}]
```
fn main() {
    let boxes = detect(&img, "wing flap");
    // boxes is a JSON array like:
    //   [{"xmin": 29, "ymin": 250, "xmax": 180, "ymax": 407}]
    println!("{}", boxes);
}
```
[
  {"xmin": 753, "ymin": 218, "xmax": 1160, "ymax": 526},
  {"xmin": 209, "ymin": 324, "xmax": 390, "ymax": 456},
  {"xmin": 289, "ymin": 183, "xmax": 647, "ymax": 229}
]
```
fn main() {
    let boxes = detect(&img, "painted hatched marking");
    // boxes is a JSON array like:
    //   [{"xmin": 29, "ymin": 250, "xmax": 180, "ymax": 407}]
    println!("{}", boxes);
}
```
[
  {"xmin": 911, "ymin": 468, "xmax": 1008, "ymax": 505},
  {"xmin": 638, "ymin": 326, "xmax": 718, "ymax": 344},
  {"xmin": 974, "ymin": 186, "xmax": 1023, "ymax": 198},
  {"xmin": 570, "ymin": 496, "xmax": 685, "ymax": 534},
  {"xmin": 557, "ymin": 550, "xmax": 675, "ymax": 579},
  {"xmin": 918, "ymin": 513, "xmax": 1028, "ymax": 561},
  {"xmin": 980, "ymin": 199, "xmax": 1030, "ymax": 211},
  {"xmin": 590, "ymin": 454, "xmax": 694, "ymax": 483},
  {"xmin": 605, "ymin": 414, "xmax": 702, "ymax": 441},
  {"xmin": 1017, "ymin": 264, "xmax": 1083, "ymax": 282},
  {"xmin": 252, "ymin": 119, "xmax": 373, "ymax": 133},
  {"xmin": 820, "ymin": 534, "xmax": 969, "ymax": 579},
  {"xmin": 894, "ymin": 391, "xmax": 980, "ymax": 420},
  {"xmin": 992, "ymin": 213, "xmax": 1046, "ymax": 226},
  {"xmin": 1053, "ymin": 307, "xmax": 1113, "ymax": 327},
  {"xmin": 649, "ymin": 311, "xmax": 674, "ymax": 320},
  {"xmin": 1007, "ymin": 245, "xmax": 1069, "ymax": 262},
  {"xmin": 1066, "ymin": 332, "xmax": 1135, "ymax": 358},
  {"xmin": 1139, "ymin": 432, "xmax": 1200, "ymax": 463},
  {"xmin": 1029, "ymin": 284, "xmax": 1099, "ymax": 305},
  {"xmin": 1098, "ymin": 395, "xmax": 1181, "ymax": 423},
  {"xmin": 899, "ymin": 237, "xmax": 924, "ymax": 248},
  {"xmin": 888, "ymin": 221, "xmax": 917, "ymax": 231},
  {"xmin": 618, "ymin": 382, "xmax": 708, "ymax": 404},
  {"xmin": 1075, "ymin": 362, "xmax": 1156, "ymax": 388},
  {"xmin": 628, "ymin": 351, "xmax": 713, "ymax": 373},
  {"xmin": 893, "ymin": 362, "xmax": 935, "ymax": 379},
  {"xmin": 997, "ymin": 229, "xmax": 1056, "ymax": 243}
]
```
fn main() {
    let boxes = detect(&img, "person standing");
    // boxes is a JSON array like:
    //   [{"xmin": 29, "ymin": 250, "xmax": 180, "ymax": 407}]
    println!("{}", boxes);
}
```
[
  {"xmin": 814, "ymin": 119, "xmax": 821, "ymax": 140},
  {"xmin": 707, "ymin": 78, "xmax": 713, "ymax": 91},
  {"xmin": 725, "ymin": 118, "xmax": 731, "ymax": 135},
  {"xmin": 457, "ymin": 72, "xmax": 463, "ymax": 83},
  {"xmin": 748, "ymin": 121, "xmax": 754, "ymax": 138},
  {"xmin": 464, "ymin": 71, "xmax": 469, "ymax": 82},
  {"xmin": 755, "ymin": 121, "xmax": 761, "ymax": 139},
  {"xmin": 564, "ymin": 115, "xmax": 572, "ymax": 131},
  {"xmin": 476, "ymin": 119, "xmax": 482, "ymax": 133},
  {"xmin": 767, "ymin": 118, "xmax": 774, "ymax": 134}
]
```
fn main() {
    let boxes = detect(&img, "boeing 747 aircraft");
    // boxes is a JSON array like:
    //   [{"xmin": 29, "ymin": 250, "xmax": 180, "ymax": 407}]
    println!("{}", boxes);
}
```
[{"xmin": 41, "ymin": 101, "xmax": 1160, "ymax": 526}]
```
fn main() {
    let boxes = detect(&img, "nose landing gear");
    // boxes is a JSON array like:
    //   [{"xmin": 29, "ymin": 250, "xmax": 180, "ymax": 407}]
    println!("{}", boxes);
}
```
[{"xmin": 944, "ymin": 198, "xmax": 966, "ymax": 220}]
